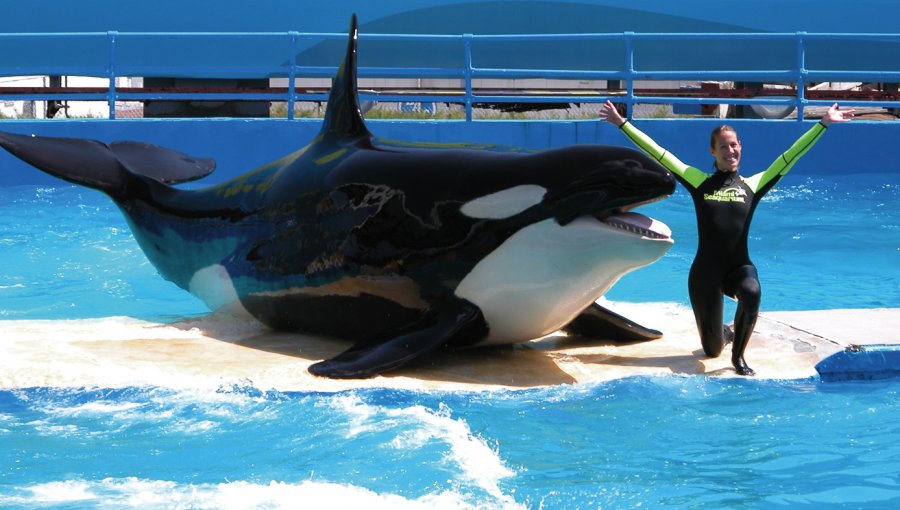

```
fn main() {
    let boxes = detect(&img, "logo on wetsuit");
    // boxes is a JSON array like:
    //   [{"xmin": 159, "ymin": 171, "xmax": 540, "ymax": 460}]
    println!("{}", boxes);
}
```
[{"xmin": 703, "ymin": 186, "xmax": 747, "ymax": 203}]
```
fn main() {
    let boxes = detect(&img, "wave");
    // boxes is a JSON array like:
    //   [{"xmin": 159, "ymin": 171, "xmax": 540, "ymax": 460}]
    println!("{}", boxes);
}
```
[
  {"xmin": 2, "ymin": 385, "xmax": 526, "ymax": 509},
  {"xmin": 1, "ymin": 477, "xmax": 525, "ymax": 510},
  {"xmin": 332, "ymin": 394, "xmax": 516, "ymax": 501}
]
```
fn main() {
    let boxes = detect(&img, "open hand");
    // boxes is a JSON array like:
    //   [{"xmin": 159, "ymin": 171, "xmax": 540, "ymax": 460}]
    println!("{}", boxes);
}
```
[
  {"xmin": 599, "ymin": 100, "xmax": 626, "ymax": 127},
  {"xmin": 821, "ymin": 103, "xmax": 854, "ymax": 126}
]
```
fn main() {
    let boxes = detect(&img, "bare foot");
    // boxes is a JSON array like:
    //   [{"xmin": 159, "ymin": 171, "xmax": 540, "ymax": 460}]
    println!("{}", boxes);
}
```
[{"xmin": 732, "ymin": 356, "xmax": 755, "ymax": 376}]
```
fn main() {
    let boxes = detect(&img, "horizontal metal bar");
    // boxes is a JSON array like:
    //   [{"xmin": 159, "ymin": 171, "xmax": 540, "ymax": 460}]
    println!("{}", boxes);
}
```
[
  {"xmin": 796, "ymin": 32, "xmax": 900, "ymax": 40},
  {"xmin": 113, "ymin": 66, "xmax": 287, "ymax": 77},
  {"xmin": 114, "ymin": 32, "xmax": 306, "ymax": 40},
  {"xmin": 621, "ymin": 96, "xmax": 900, "ymax": 108},
  {"xmin": 463, "ymin": 33, "xmax": 625, "ymax": 42},
  {"xmin": 0, "ymin": 32, "xmax": 111, "ymax": 38},
  {"xmin": 292, "ymin": 93, "xmax": 332, "ymax": 101},
  {"xmin": 9, "ymin": 92, "xmax": 896, "ymax": 110},
  {"xmin": 626, "ymin": 32, "xmax": 801, "ymax": 41},
  {"xmin": 467, "ymin": 94, "xmax": 613, "ymax": 104},
  {"xmin": 471, "ymin": 68, "xmax": 800, "ymax": 81},
  {"xmin": 467, "ymin": 95, "xmax": 795, "ymax": 106},
  {"xmin": 624, "ymin": 96, "xmax": 797, "ymax": 106},
  {"xmin": 0, "ymin": 68, "xmax": 108, "ymax": 78},
  {"xmin": 3, "ymin": 30, "xmax": 895, "ymax": 42}
]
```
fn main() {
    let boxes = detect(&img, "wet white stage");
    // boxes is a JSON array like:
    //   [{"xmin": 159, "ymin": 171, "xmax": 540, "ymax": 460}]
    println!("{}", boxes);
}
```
[{"xmin": 2, "ymin": 302, "xmax": 898, "ymax": 392}]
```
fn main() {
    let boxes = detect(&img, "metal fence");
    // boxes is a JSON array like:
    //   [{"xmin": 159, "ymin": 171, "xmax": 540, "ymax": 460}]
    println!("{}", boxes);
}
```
[{"xmin": 0, "ymin": 30, "xmax": 898, "ymax": 121}]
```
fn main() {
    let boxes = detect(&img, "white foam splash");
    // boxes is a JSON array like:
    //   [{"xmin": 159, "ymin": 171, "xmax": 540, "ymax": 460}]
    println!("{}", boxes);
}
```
[
  {"xmin": 22, "ymin": 386, "xmax": 282, "ymax": 440},
  {"xmin": 69, "ymin": 401, "xmax": 146, "ymax": 414},
  {"xmin": 1, "ymin": 478, "xmax": 517, "ymax": 509},
  {"xmin": 332, "ymin": 395, "xmax": 520, "ymax": 506},
  {"xmin": 23, "ymin": 481, "xmax": 95, "ymax": 503}
]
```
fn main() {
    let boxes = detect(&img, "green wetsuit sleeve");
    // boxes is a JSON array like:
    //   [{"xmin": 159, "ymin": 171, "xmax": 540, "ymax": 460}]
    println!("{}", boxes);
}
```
[
  {"xmin": 745, "ymin": 122, "xmax": 828, "ymax": 193},
  {"xmin": 619, "ymin": 121, "xmax": 708, "ymax": 188}
]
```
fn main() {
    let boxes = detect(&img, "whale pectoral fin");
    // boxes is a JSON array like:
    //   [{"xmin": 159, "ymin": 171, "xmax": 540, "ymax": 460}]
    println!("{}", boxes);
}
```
[
  {"xmin": 110, "ymin": 141, "xmax": 215, "ymax": 185},
  {"xmin": 0, "ymin": 131, "xmax": 125, "ymax": 193},
  {"xmin": 562, "ymin": 302, "xmax": 663, "ymax": 343},
  {"xmin": 309, "ymin": 298, "xmax": 488, "ymax": 379}
]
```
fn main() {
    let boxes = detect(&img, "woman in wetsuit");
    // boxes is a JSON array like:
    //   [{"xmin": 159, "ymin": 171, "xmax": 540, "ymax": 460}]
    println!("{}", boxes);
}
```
[{"xmin": 600, "ymin": 102, "xmax": 853, "ymax": 375}]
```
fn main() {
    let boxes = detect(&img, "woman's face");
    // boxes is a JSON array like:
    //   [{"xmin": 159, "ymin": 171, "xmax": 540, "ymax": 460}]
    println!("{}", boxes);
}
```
[{"xmin": 710, "ymin": 130, "xmax": 741, "ymax": 173}]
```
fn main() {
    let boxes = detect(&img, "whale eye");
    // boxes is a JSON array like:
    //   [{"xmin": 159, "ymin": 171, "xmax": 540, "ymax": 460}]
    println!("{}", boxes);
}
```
[{"xmin": 460, "ymin": 184, "xmax": 547, "ymax": 219}]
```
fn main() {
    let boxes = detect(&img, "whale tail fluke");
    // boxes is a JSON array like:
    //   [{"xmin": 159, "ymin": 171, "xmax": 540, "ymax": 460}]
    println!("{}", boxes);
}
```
[
  {"xmin": 319, "ymin": 13, "xmax": 372, "ymax": 144},
  {"xmin": 0, "ymin": 131, "xmax": 215, "ymax": 196}
]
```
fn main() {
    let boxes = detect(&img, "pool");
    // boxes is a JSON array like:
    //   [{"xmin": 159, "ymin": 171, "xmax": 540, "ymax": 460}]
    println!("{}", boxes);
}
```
[
  {"xmin": 0, "ymin": 171, "xmax": 898, "ymax": 508},
  {"xmin": 2, "ymin": 378, "xmax": 899, "ymax": 508}
]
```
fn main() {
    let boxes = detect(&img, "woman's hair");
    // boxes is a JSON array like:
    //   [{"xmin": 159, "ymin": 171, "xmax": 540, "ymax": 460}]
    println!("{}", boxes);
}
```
[{"xmin": 709, "ymin": 125, "xmax": 738, "ymax": 148}]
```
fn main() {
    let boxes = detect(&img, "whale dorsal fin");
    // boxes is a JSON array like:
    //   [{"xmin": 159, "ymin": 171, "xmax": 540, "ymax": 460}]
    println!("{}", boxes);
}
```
[{"xmin": 319, "ymin": 14, "xmax": 371, "ymax": 143}]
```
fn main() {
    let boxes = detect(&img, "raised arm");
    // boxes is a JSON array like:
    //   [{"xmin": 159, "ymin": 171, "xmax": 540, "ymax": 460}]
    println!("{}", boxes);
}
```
[
  {"xmin": 600, "ymin": 100, "xmax": 707, "ymax": 188},
  {"xmin": 744, "ymin": 103, "xmax": 852, "ymax": 193}
]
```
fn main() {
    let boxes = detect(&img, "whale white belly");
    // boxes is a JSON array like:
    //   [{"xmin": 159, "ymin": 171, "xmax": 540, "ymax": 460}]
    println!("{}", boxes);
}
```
[{"xmin": 454, "ymin": 217, "xmax": 672, "ymax": 346}]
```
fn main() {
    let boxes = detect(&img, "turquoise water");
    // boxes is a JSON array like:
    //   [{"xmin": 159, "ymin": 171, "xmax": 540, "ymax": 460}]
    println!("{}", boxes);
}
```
[
  {"xmin": 2, "ymin": 378, "xmax": 899, "ymax": 508},
  {"xmin": 0, "ymin": 173, "xmax": 899, "ymax": 508}
]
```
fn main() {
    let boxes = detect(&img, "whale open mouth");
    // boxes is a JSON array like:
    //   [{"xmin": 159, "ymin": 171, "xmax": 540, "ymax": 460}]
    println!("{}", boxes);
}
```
[
  {"xmin": 592, "ymin": 197, "xmax": 672, "ymax": 241},
  {"xmin": 600, "ymin": 211, "xmax": 671, "ymax": 240},
  {"xmin": 578, "ymin": 192, "xmax": 671, "ymax": 240}
]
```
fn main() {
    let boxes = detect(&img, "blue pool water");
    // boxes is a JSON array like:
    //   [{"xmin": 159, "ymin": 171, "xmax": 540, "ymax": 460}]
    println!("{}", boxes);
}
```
[
  {"xmin": 0, "ymin": 172, "xmax": 899, "ymax": 508},
  {"xmin": 2, "ymin": 378, "xmax": 899, "ymax": 508}
]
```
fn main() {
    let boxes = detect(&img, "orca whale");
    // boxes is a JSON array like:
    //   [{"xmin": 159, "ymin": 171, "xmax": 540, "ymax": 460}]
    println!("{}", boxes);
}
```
[{"xmin": 0, "ymin": 15, "xmax": 676, "ymax": 378}]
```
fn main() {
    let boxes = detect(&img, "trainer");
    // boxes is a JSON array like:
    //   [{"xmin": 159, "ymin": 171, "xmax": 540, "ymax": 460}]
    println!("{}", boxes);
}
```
[{"xmin": 600, "ymin": 101, "xmax": 853, "ymax": 375}]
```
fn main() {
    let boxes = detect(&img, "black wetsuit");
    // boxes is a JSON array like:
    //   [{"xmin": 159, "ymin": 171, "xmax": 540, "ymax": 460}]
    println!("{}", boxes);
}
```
[{"xmin": 619, "ymin": 121, "xmax": 828, "ymax": 374}]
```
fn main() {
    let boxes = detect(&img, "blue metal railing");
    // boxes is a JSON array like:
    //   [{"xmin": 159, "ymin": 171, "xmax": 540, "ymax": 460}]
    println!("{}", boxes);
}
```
[{"xmin": 0, "ymin": 30, "xmax": 898, "ymax": 121}]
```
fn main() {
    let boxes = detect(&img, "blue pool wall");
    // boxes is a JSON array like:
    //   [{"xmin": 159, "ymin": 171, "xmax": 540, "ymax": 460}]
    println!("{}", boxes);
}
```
[{"xmin": 0, "ymin": 118, "xmax": 890, "ymax": 187}]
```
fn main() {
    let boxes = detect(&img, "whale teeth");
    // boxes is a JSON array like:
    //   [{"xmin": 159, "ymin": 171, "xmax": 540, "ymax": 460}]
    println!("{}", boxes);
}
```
[{"xmin": 603, "ymin": 218, "xmax": 667, "ymax": 239}]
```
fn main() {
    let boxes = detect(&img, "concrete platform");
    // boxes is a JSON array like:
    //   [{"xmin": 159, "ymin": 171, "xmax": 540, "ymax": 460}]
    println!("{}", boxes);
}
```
[{"xmin": 1, "ymin": 302, "xmax": 898, "ymax": 392}]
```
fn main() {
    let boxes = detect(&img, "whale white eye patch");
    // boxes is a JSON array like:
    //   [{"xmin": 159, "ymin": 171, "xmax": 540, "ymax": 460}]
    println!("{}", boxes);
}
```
[{"xmin": 460, "ymin": 185, "xmax": 547, "ymax": 219}]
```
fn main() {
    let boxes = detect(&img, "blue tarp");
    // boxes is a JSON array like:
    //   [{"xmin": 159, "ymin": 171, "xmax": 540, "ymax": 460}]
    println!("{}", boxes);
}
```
[{"xmin": 816, "ymin": 345, "xmax": 900, "ymax": 382}]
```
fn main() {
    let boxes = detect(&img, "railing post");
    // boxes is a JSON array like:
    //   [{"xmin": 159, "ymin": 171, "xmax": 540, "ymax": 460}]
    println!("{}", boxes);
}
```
[
  {"xmin": 796, "ymin": 31, "xmax": 806, "ymax": 121},
  {"xmin": 624, "ymin": 31, "xmax": 635, "ymax": 120},
  {"xmin": 108, "ymin": 31, "xmax": 118, "ymax": 120},
  {"xmin": 463, "ymin": 34, "xmax": 474, "ymax": 122},
  {"xmin": 288, "ymin": 31, "xmax": 299, "ymax": 120}
]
